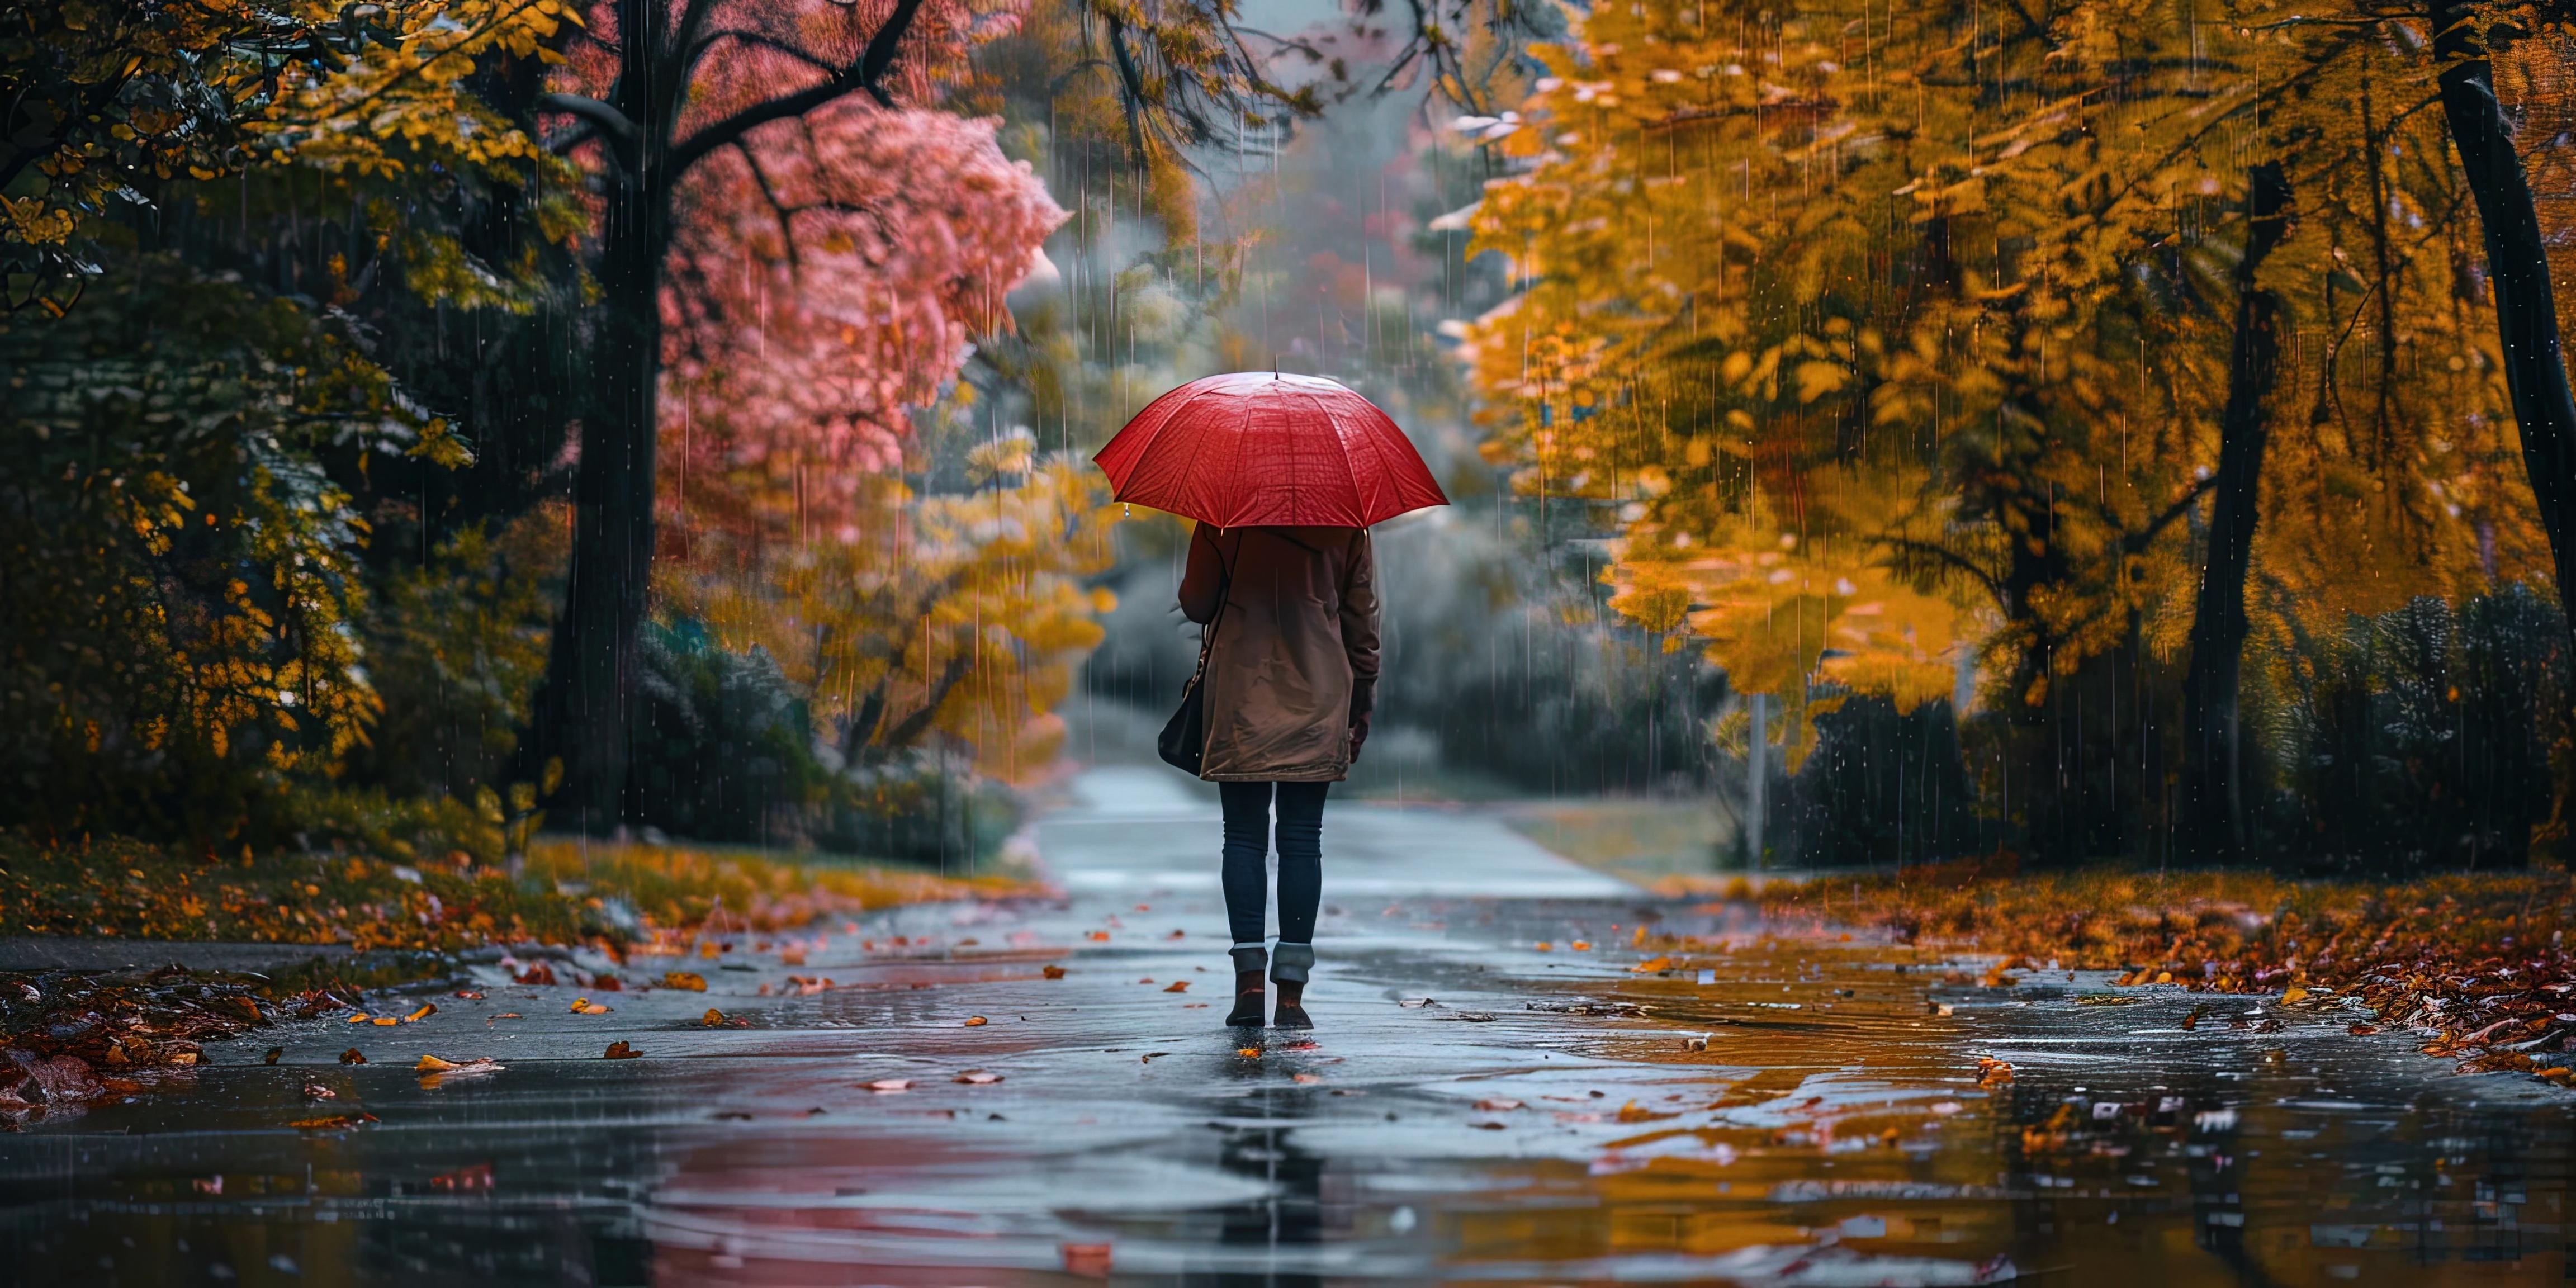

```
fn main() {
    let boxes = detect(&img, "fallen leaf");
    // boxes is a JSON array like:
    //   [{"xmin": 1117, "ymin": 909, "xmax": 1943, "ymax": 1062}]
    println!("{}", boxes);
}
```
[
  {"xmin": 1042, "ymin": 965, "xmax": 1067, "ymax": 979},
  {"xmin": 1471, "ymin": 1121, "xmax": 1508, "ymax": 1130},
  {"xmin": 414, "ymin": 1054, "xmax": 500, "ymax": 1073},
  {"xmin": 963, "ymin": 1015, "xmax": 989, "ymax": 1027},
  {"xmin": 404, "ymin": 1004, "xmax": 436, "ymax": 1023},
  {"xmin": 1062, "ymin": 1243, "xmax": 1112, "ymax": 1277},
  {"xmin": 290, "ymin": 1113, "xmax": 378, "ymax": 1131},
  {"xmin": 571, "ymin": 998, "xmax": 613, "ymax": 1015},
  {"xmin": 2281, "ymin": 986, "xmax": 2309, "ymax": 1005},
  {"xmin": 662, "ymin": 972, "xmax": 708, "ymax": 992},
  {"xmin": 452, "ymin": 991, "xmax": 485, "ymax": 1001},
  {"xmin": 702, "ymin": 1008, "xmax": 726, "ymax": 1027},
  {"xmin": 1237, "ymin": 1047, "xmax": 1262, "ymax": 1058},
  {"xmin": 263, "ymin": 1047, "xmax": 283, "ymax": 1066},
  {"xmin": 1086, "ymin": 931, "xmax": 1111, "ymax": 942},
  {"xmin": 603, "ymin": 1041, "xmax": 640, "ymax": 1060},
  {"xmin": 339, "ymin": 1048, "xmax": 366, "ymax": 1066},
  {"xmin": 1535, "ymin": 942, "xmax": 1552, "ymax": 952},
  {"xmin": 955, "ymin": 1070, "xmax": 1003, "ymax": 1084},
  {"xmin": 865, "ymin": 1078, "xmax": 913, "ymax": 1092},
  {"xmin": 345, "ymin": 1014, "xmax": 371, "ymax": 1025},
  {"xmin": 1571, "ymin": 940, "xmax": 1593, "ymax": 951},
  {"xmin": 514, "ymin": 962, "xmax": 556, "ymax": 986},
  {"xmin": 1163, "ymin": 981, "xmax": 1190, "ymax": 993},
  {"xmin": 428, "ymin": 1163, "xmax": 493, "ymax": 1191},
  {"xmin": 2349, "ymin": 1022, "xmax": 2379, "ymax": 1035},
  {"xmin": 1473, "ymin": 1098, "xmax": 1525, "ymax": 1111},
  {"xmin": 1629, "ymin": 956, "xmax": 1672, "ymax": 973}
]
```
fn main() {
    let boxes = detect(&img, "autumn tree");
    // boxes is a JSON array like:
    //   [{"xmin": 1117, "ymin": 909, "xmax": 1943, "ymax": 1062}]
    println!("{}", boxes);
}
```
[
  {"xmin": 1461, "ymin": 0, "xmax": 2561, "ymax": 862},
  {"xmin": 513, "ymin": 0, "xmax": 1058, "ymax": 828}
]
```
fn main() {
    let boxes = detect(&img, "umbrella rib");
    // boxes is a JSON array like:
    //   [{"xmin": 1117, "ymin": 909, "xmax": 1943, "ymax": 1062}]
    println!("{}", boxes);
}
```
[
  {"xmin": 1153, "ymin": 383, "xmax": 1232, "ymax": 522},
  {"xmin": 1300, "ymin": 387, "xmax": 1368, "ymax": 527},
  {"xmin": 1347, "ymin": 400, "xmax": 1406, "ymax": 524}
]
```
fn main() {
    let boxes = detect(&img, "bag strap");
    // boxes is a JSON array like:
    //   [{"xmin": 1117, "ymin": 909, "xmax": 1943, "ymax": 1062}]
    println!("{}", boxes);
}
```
[{"xmin": 1185, "ymin": 536, "xmax": 1234, "ymax": 689}]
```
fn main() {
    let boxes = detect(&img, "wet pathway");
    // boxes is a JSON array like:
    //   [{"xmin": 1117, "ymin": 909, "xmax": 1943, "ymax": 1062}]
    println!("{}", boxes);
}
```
[{"xmin": 2, "ymin": 768, "xmax": 2572, "ymax": 1285}]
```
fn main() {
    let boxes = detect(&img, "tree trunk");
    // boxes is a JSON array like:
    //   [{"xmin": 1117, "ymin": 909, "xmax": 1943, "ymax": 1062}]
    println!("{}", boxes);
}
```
[
  {"xmin": 530, "ymin": 168, "xmax": 667, "ymax": 832},
  {"xmin": 2180, "ymin": 162, "xmax": 2291, "ymax": 859},
  {"xmin": 2432, "ymin": 3, "xmax": 2576, "ymax": 643}
]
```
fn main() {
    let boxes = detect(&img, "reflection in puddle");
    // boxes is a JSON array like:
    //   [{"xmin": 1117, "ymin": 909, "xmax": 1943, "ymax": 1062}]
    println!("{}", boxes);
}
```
[{"xmin": 0, "ymin": 923, "xmax": 2567, "ymax": 1285}]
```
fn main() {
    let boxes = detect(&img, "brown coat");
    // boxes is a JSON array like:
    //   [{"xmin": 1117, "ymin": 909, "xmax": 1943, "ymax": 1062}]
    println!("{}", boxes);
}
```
[{"xmin": 1179, "ymin": 523, "xmax": 1380, "ymax": 782}]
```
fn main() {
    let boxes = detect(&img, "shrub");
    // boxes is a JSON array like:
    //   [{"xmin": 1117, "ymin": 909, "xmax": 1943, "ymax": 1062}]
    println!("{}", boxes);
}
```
[{"xmin": 0, "ymin": 261, "xmax": 459, "ymax": 845}]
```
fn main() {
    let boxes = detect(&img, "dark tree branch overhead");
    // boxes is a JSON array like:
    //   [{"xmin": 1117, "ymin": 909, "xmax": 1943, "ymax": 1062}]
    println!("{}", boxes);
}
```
[
  {"xmin": 688, "ymin": 30, "xmax": 840, "ymax": 82},
  {"xmin": 536, "ymin": 92, "xmax": 639, "ymax": 163},
  {"xmin": 667, "ymin": 0, "xmax": 927, "ymax": 177}
]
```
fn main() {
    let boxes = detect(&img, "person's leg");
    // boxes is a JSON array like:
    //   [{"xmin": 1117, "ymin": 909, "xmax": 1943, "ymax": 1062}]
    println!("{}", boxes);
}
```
[
  {"xmin": 1267, "ymin": 781, "xmax": 1330, "ymax": 1025},
  {"xmin": 1218, "ymin": 781, "xmax": 1275, "ymax": 1025}
]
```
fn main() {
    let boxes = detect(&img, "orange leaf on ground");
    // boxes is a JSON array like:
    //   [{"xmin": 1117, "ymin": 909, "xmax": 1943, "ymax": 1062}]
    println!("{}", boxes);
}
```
[
  {"xmin": 662, "ymin": 972, "xmax": 708, "ymax": 992},
  {"xmin": 1062, "ymin": 1243, "xmax": 1112, "ymax": 1277},
  {"xmin": 1163, "ymin": 981, "xmax": 1189, "ymax": 993},
  {"xmin": 339, "ymin": 1048, "xmax": 366, "ymax": 1065},
  {"xmin": 404, "ymin": 1004, "xmax": 435, "ymax": 1022},
  {"xmin": 1629, "ymin": 956, "xmax": 1671, "ymax": 973},
  {"xmin": 603, "ymin": 1041, "xmax": 640, "ymax": 1060},
  {"xmin": 1041, "ymin": 965, "xmax": 1067, "ymax": 979},
  {"xmin": 963, "ymin": 1016, "xmax": 988, "ymax": 1026},
  {"xmin": 291, "ymin": 1113, "xmax": 378, "ymax": 1131}
]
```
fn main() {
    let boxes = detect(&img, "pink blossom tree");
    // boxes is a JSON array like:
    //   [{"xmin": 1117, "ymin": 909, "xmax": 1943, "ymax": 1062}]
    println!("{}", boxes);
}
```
[{"xmin": 527, "ymin": 0, "xmax": 1059, "ymax": 828}]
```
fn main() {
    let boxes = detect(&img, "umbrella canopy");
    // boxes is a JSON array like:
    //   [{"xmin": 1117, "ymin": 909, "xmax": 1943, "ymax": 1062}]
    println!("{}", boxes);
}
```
[{"xmin": 1093, "ymin": 372, "xmax": 1449, "ymax": 528}]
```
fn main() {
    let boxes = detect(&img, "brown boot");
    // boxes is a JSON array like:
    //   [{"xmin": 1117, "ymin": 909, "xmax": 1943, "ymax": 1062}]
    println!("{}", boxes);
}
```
[
  {"xmin": 1225, "ymin": 945, "xmax": 1267, "ymax": 1027},
  {"xmin": 1270, "ymin": 943, "xmax": 1314, "ymax": 1029},
  {"xmin": 1225, "ymin": 971, "xmax": 1267, "ymax": 1026}
]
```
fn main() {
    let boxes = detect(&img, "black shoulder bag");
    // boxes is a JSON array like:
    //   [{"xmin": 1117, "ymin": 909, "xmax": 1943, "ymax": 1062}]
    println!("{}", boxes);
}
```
[{"xmin": 1157, "ymin": 554, "xmax": 1230, "ymax": 774}]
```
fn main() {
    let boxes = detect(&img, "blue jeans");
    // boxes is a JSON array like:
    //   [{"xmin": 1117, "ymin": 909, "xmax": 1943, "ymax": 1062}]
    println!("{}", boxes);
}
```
[{"xmin": 1219, "ymin": 780, "xmax": 1330, "ymax": 948}]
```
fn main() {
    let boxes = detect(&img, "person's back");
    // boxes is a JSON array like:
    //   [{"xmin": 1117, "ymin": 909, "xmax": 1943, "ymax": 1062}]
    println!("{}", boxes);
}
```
[
  {"xmin": 1177, "ymin": 522, "xmax": 1381, "ymax": 1028},
  {"xmin": 1179, "ymin": 525, "xmax": 1379, "ymax": 783}
]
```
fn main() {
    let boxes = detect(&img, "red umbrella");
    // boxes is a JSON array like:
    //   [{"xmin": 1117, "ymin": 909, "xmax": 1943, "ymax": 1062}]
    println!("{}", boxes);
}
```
[{"xmin": 1093, "ymin": 372, "xmax": 1449, "ymax": 528}]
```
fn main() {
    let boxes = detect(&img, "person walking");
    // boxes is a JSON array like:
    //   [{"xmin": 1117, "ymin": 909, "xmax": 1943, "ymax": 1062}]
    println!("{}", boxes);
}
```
[
  {"xmin": 1178, "ymin": 522, "xmax": 1379, "ymax": 1029},
  {"xmin": 1091, "ymin": 371, "xmax": 1447, "ymax": 1030}
]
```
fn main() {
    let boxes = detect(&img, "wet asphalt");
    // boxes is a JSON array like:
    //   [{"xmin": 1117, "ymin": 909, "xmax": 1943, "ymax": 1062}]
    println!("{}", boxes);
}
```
[{"xmin": 1, "ymin": 765, "xmax": 2572, "ymax": 1286}]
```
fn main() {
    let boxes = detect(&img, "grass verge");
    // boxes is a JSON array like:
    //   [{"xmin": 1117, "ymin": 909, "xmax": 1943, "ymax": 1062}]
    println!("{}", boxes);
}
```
[
  {"xmin": 1713, "ymin": 859, "xmax": 2576, "ymax": 1086},
  {"xmin": 0, "ymin": 831, "xmax": 1038, "ymax": 1119}
]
